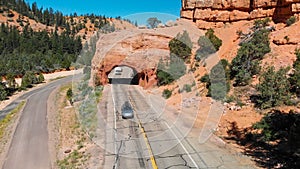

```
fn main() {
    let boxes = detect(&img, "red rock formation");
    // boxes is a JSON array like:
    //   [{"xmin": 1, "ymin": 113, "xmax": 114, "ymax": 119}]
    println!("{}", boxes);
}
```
[
  {"xmin": 91, "ymin": 20, "xmax": 204, "ymax": 88},
  {"xmin": 181, "ymin": 0, "xmax": 300, "ymax": 29},
  {"xmin": 91, "ymin": 30, "xmax": 172, "ymax": 88}
]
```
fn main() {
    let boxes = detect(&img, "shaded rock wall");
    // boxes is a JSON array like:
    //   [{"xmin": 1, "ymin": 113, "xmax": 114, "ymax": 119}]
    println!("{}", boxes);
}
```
[{"xmin": 181, "ymin": 0, "xmax": 300, "ymax": 29}]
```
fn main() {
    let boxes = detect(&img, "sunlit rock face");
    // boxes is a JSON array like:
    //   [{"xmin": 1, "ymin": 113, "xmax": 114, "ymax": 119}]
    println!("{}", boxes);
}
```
[{"xmin": 181, "ymin": 0, "xmax": 300, "ymax": 29}]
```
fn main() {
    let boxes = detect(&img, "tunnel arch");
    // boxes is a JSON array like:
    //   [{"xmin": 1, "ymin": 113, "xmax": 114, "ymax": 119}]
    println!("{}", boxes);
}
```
[{"xmin": 107, "ymin": 65, "xmax": 139, "ymax": 85}]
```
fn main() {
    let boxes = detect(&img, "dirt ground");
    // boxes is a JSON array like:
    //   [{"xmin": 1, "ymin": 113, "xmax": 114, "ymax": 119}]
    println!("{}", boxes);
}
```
[{"xmin": 48, "ymin": 83, "xmax": 103, "ymax": 169}]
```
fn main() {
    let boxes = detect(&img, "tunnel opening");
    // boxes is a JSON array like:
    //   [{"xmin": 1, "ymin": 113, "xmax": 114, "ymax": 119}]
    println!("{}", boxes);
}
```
[{"xmin": 107, "ymin": 65, "xmax": 139, "ymax": 85}]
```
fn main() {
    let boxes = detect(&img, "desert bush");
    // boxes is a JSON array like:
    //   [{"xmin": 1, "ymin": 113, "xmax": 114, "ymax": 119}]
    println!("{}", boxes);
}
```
[
  {"xmin": 162, "ymin": 89, "xmax": 172, "ymax": 99},
  {"xmin": 286, "ymin": 16, "xmax": 296, "ymax": 26}
]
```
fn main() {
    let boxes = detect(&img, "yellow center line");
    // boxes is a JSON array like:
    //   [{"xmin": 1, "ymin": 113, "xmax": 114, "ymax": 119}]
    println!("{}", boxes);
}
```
[{"xmin": 129, "ymin": 97, "xmax": 158, "ymax": 169}]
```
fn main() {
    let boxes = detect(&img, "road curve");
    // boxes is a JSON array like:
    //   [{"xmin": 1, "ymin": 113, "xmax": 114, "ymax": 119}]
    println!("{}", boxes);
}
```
[{"xmin": 2, "ymin": 74, "xmax": 82, "ymax": 169}]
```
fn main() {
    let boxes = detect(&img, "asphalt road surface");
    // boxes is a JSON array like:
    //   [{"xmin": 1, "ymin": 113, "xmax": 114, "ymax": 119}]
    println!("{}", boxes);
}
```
[
  {"xmin": 104, "ymin": 84, "xmax": 256, "ymax": 169},
  {"xmin": 2, "ymin": 74, "xmax": 82, "ymax": 169}
]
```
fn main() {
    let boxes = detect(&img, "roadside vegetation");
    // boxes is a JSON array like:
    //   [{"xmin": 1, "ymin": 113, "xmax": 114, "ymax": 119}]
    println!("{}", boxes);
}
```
[
  {"xmin": 0, "ymin": 71, "xmax": 45, "ymax": 101},
  {"xmin": 0, "ymin": 0, "xmax": 122, "ymax": 101},
  {"xmin": 157, "ymin": 30, "xmax": 192, "ymax": 87},
  {"xmin": 71, "ymin": 31, "xmax": 103, "ymax": 139},
  {"xmin": 76, "ymin": 84, "xmax": 103, "ymax": 138},
  {"xmin": 222, "ymin": 48, "xmax": 300, "ymax": 168},
  {"xmin": 230, "ymin": 18, "xmax": 271, "ymax": 86},
  {"xmin": 199, "ymin": 18, "xmax": 300, "ymax": 168},
  {"xmin": 162, "ymin": 89, "xmax": 172, "ymax": 99},
  {"xmin": 195, "ymin": 29, "xmax": 222, "ymax": 62},
  {"xmin": 200, "ymin": 59, "xmax": 230, "ymax": 100},
  {"xmin": 226, "ymin": 109, "xmax": 300, "ymax": 168},
  {"xmin": 55, "ymin": 84, "xmax": 91, "ymax": 169},
  {"xmin": 0, "ymin": 101, "xmax": 25, "ymax": 153},
  {"xmin": 169, "ymin": 30, "xmax": 193, "ymax": 61}
]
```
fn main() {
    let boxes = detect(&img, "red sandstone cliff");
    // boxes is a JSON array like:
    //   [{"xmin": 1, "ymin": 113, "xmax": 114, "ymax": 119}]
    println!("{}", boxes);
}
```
[{"xmin": 181, "ymin": 0, "xmax": 300, "ymax": 29}]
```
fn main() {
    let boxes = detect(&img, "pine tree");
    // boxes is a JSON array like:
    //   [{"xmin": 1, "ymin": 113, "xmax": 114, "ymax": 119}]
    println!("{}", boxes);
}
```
[
  {"xmin": 38, "ymin": 73, "xmax": 45, "ymax": 83},
  {"xmin": 230, "ymin": 29, "xmax": 270, "ymax": 86},
  {"xmin": 0, "ymin": 78, "xmax": 7, "ymax": 101},
  {"xmin": 290, "ymin": 49, "xmax": 300, "ymax": 96},
  {"xmin": 169, "ymin": 30, "xmax": 192, "ymax": 61},
  {"xmin": 257, "ymin": 66, "xmax": 291, "ymax": 109}
]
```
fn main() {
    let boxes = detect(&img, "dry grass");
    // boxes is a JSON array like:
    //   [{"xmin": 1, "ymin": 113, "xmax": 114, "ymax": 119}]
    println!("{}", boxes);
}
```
[
  {"xmin": 55, "ymin": 84, "xmax": 90, "ymax": 169},
  {"xmin": 0, "ymin": 101, "xmax": 25, "ymax": 141}
]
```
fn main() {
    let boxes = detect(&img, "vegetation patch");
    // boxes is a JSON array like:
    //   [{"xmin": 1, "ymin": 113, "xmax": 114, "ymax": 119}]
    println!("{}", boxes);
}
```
[
  {"xmin": 56, "ymin": 84, "xmax": 91, "ymax": 169},
  {"xmin": 200, "ymin": 59, "xmax": 230, "ymax": 101},
  {"xmin": 156, "ymin": 31, "xmax": 192, "ymax": 86},
  {"xmin": 286, "ymin": 16, "xmax": 297, "ymax": 26},
  {"xmin": 256, "ymin": 66, "xmax": 291, "ymax": 109},
  {"xmin": 196, "ymin": 29, "xmax": 222, "ymax": 62},
  {"xmin": 73, "ymin": 75, "xmax": 103, "ymax": 138},
  {"xmin": 0, "ymin": 101, "xmax": 25, "ymax": 142},
  {"xmin": 226, "ymin": 110, "xmax": 300, "ymax": 168},
  {"xmin": 157, "ymin": 55, "xmax": 186, "ymax": 86},
  {"xmin": 162, "ymin": 89, "xmax": 172, "ymax": 99},
  {"xmin": 169, "ymin": 30, "xmax": 192, "ymax": 61},
  {"xmin": 230, "ymin": 18, "xmax": 271, "ymax": 86}
]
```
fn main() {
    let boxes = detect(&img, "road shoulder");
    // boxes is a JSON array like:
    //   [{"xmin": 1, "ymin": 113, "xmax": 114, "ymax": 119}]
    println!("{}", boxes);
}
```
[{"xmin": 0, "ymin": 101, "xmax": 26, "ymax": 168}]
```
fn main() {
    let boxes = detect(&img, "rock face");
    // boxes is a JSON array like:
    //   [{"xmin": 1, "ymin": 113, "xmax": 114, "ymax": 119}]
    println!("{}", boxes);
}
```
[
  {"xmin": 181, "ymin": 0, "xmax": 300, "ymax": 29},
  {"xmin": 91, "ymin": 31, "xmax": 171, "ymax": 88},
  {"xmin": 91, "ymin": 20, "xmax": 203, "ymax": 88}
]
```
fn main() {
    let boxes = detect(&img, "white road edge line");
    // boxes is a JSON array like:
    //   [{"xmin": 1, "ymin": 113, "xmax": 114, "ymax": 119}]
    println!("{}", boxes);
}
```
[
  {"xmin": 111, "ymin": 85, "xmax": 118, "ymax": 169},
  {"xmin": 164, "ymin": 122, "xmax": 199, "ymax": 169}
]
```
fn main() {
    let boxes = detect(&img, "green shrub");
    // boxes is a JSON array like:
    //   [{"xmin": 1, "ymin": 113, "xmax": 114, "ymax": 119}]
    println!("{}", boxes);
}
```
[
  {"xmin": 66, "ymin": 88, "xmax": 73, "ymax": 105},
  {"xmin": 169, "ymin": 30, "xmax": 192, "ymax": 61},
  {"xmin": 162, "ymin": 89, "xmax": 172, "ymax": 99},
  {"xmin": 197, "ymin": 36, "xmax": 216, "ymax": 58},
  {"xmin": 230, "ymin": 29, "xmax": 270, "ymax": 86},
  {"xmin": 208, "ymin": 82, "xmax": 229, "ymax": 100},
  {"xmin": 206, "ymin": 61, "xmax": 231, "ymax": 100},
  {"xmin": 205, "ymin": 29, "xmax": 222, "ymax": 51},
  {"xmin": 21, "ymin": 71, "xmax": 38, "ymax": 89},
  {"xmin": 182, "ymin": 84, "xmax": 192, "ymax": 93},
  {"xmin": 38, "ymin": 73, "xmax": 44, "ymax": 83},
  {"xmin": 253, "ymin": 18, "xmax": 270, "ymax": 29},
  {"xmin": 290, "ymin": 49, "xmax": 300, "ymax": 96},
  {"xmin": 225, "ymin": 95, "xmax": 235, "ymax": 103},
  {"xmin": 199, "ymin": 74, "xmax": 210, "ymax": 83},
  {"xmin": 0, "ymin": 82, "xmax": 7, "ymax": 101},
  {"xmin": 196, "ymin": 29, "xmax": 222, "ymax": 62},
  {"xmin": 157, "ymin": 70, "xmax": 175, "ymax": 86},
  {"xmin": 257, "ymin": 66, "xmax": 291, "ymax": 109},
  {"xmin": 286, "ymin": 16, "xmax": 296, "ymax": 26},
  {"xmin": 156, "ymin": 55, "xmax": 186, "ymax": 86}
]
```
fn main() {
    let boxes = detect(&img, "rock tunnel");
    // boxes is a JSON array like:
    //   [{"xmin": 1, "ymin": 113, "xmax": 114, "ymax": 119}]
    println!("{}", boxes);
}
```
[{"xmin": 106, "ymin": 65, "xmax": 157, "ymax": 87}]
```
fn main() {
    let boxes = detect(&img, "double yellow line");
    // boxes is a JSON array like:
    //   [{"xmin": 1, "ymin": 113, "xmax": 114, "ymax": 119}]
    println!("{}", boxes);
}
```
[{"xmin": 129, "ymin": 97, "xmax": 158, "ymax": 169}]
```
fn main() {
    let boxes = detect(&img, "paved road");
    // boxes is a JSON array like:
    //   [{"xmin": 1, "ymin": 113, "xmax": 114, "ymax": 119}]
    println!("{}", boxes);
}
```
[
  {"xmin": 104, "ymin": 84, "xmax": 256, "ymax": 169},
  {"xmin": 2, "ymin": 74, "xmax": 82, "ymax": 169},
  {"xmin": 104, "ymin": 84, "xmax": 149, "ymax": 169}
]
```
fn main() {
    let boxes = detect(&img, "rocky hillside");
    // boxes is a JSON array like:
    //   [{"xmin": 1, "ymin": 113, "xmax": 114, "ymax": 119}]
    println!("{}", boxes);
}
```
[
  {"xmin": 181, "ymin": 0, "xmax": 300, "ymax": 29},
  {"xmin": 0, "ymin": 1, "xmax": 135, "ymax": 44}
]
